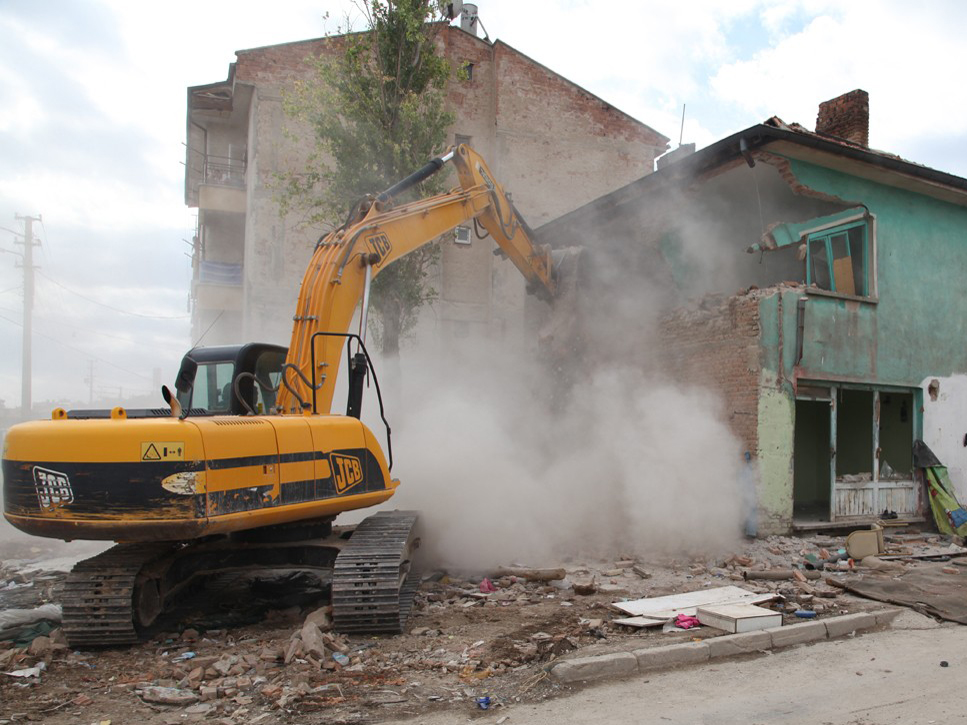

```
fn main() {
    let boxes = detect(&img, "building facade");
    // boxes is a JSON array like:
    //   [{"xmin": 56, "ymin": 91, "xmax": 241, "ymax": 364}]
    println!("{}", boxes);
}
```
[
  {"xmin": 541, "ymin": 90, "xmax": 967, "ymax": 535},
  {"xmin": 185, "ymin": 24, "xmax": 668, "ymax": 349}
]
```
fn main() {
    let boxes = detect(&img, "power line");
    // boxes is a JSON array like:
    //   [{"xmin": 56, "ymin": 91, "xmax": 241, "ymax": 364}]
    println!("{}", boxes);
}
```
[
  {"xmin": 35, "ymin": 270, "xmax": 189, "ymax": 320},
  {"xmin": 0, "ymin": 311, "xmax": 154, "ymax": 383}
]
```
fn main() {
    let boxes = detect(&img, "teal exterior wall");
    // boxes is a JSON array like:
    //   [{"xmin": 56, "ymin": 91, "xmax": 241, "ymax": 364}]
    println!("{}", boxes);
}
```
[
  {"xmin": 752, "ymin": 158, "xmax": 967, "ymax": 531},
  {"xmin": 786, "ymin": 158, "xmax": 967, "ymax": 384}
]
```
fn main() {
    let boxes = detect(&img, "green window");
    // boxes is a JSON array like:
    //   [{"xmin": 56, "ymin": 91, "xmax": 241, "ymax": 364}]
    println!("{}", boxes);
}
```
[{"xmin": 806, "ymin": 221, "xmax": 868, "ymax": 296}]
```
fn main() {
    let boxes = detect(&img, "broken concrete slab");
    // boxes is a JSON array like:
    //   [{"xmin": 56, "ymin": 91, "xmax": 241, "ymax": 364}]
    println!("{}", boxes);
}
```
[{"xmin": 139, "ymin": 685, "xmax": 199, "ymax": 706}]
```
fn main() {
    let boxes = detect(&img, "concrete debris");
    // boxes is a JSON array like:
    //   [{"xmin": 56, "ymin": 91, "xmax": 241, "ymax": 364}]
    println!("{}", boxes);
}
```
[
  {"xmin": 0, "ymin": 529, "xmax": 935, "ymax": 720},
  {"xmin": 300, "ymin": 621, "xmax": 327, "ymax": 659},
  {"xmin": 138, "ymin": 686, "xmax": 200, "ymax": 706}
]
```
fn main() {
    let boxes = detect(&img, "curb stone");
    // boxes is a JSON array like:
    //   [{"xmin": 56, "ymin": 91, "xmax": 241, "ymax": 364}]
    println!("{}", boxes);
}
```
[
  {"xmin": 633, "ymin": 641, "xmax": 709, "ymax": 671},
  {"xmin": 549, "ymin": 608, "xmax": 904, "ymax": 684}
]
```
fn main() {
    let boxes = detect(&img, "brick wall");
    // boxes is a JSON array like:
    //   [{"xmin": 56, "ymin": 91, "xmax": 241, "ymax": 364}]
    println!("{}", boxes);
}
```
[
  {"xmin": 192, "ymin": 26, "xmax": 669, "ymax": 345},
  {"xmin": 816, "ymin": 89, "xmax": 869, "ymax": 148},
  {"xmin": 657, "ymin": 292, "xmax": 763, "ymax": 454}
]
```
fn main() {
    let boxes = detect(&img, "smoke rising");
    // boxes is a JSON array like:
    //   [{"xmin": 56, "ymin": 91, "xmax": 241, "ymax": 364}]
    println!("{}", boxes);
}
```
[{"xmin": 379, "ymin": 237, "xmax": 748, "ymax": 571}]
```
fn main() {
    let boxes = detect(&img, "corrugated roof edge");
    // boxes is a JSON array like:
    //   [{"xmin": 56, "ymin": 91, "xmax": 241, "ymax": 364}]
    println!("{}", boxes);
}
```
[{"xmin": 538, "ymin": 122, "xmax": 967, "ymax": 242}]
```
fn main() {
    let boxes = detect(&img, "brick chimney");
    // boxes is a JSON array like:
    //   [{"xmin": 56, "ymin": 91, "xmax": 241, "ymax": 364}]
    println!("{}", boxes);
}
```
[{"xmin": 816, "ymin": 89, "xmax": 869, "ymax": 147}]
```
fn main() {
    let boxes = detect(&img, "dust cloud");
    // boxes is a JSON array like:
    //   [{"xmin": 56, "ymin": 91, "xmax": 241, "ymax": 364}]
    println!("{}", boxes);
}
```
[{"xmin": 380, "ymin": 244, "xmax": 748, "ymax": 572}]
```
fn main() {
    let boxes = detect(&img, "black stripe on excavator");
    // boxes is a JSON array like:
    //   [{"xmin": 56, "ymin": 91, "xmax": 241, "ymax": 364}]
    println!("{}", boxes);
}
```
[
  {"xmin": 207, "ymin": 448, "xmax": 388, "ymax": 515},
  {"xmin": 206, "ymin": 450, "xmax": 340, "ymax": 470},
  {"xmin": 1, "ymin": 459, "xmax": 205, "ymax": 518}
]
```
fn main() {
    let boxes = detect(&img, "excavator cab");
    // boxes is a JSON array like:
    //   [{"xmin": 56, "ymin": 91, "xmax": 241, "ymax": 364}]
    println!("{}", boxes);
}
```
[{"xmin": 174, "ymin": 342, "xmax": 287, "ymax": 416}]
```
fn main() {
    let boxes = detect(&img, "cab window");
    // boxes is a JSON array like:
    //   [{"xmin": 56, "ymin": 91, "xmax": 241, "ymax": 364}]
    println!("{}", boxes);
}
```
[{"xmin": 192, "ymin": 362, "xmax": 235, "ymax": 412}]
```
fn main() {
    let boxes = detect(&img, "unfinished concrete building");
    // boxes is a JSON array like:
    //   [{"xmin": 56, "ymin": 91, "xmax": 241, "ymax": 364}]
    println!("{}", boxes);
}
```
[
  {"xmin": 184, "ymin": 21, "xmax": 668, "ymax": 348},
  {"xmin": 541, "ymin": 90, "xmax": 967, "ymax": 535}
]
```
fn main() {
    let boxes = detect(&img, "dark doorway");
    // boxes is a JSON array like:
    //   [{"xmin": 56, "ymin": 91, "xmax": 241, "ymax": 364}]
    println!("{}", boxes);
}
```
[{"xmin": 794, "ymin": 399, "xmax": 831, "ymax": 520}]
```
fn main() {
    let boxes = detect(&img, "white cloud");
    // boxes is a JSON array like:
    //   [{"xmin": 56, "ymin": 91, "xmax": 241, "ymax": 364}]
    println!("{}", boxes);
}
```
[
  {"xmin": 710, "ymin": 2, "xmax": 967, "ymax": 156},
  {"xmin": 1, "ymin": 0, "xmax": 965, "ymax": 406}
]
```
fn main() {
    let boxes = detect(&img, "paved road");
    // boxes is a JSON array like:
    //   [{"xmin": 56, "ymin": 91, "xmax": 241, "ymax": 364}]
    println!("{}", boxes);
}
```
[{"xmin": 413, "ymin": 610, "xmax": 963, "ymax": 725}]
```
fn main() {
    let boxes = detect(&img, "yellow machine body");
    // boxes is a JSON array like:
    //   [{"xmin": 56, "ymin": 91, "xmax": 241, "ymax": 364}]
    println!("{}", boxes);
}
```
[
  {"xmin": 2, "ymin": 145, "xmax": 555, "ymax": 544},
  {"xmin": 3, "ymin": 413, "xmax": 395, "ymax": 541}
]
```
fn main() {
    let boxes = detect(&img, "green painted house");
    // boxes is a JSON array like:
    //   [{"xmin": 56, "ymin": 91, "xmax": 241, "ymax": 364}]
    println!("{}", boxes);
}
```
[{"xmin": 540, "ymin": 90, "xmax": 967, "ymax": 535}]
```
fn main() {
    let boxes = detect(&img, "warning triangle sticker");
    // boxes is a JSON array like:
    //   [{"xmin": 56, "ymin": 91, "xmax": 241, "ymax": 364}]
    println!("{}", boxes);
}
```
[{"xmin": 142, "ymin": 444, "xmax": 162, "ymax": 461}]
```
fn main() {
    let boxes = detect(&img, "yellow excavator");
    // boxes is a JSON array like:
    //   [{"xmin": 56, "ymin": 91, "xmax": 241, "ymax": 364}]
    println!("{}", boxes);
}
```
[{"xmin": 2, "ymin": 145, "xmax": 562, "ymax": 646}]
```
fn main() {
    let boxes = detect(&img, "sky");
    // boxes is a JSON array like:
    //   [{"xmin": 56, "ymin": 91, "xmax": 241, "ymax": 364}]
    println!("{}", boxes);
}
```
[{"xmin": 0, "ymin": 0, "xmax": 965, "ymax": 413}]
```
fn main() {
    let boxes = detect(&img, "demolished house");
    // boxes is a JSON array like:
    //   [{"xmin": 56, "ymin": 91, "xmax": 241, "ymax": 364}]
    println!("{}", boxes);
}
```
[{"xmin": 540, "ymin": 90, "xmax": 967, "ymax": 535}]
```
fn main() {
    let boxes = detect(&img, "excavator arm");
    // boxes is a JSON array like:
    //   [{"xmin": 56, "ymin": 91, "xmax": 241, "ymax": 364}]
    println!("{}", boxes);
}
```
[{"xmin": 278, "ymin": 144, "xmax": 557, "ymax": 415}]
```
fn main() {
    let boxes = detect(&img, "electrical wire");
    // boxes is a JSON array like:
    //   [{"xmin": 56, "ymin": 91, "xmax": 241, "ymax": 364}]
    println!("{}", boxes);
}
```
[
  {"xmin": 35, "ymin": 270, "xmax": 189, "ymax": 320},
  {"xmin": 0, "ymin": 311, "xmax": 154, "ymax": 382}
]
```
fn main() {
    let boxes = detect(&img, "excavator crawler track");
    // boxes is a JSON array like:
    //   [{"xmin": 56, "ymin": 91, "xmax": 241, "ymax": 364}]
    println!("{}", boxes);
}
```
[
  {"xmin": 331, "ymin": 511, "xmax": 420, "ymax": 634},
  {"xmin": 60, "ymin": 542, "xmax": 179, "ymax": 647}
]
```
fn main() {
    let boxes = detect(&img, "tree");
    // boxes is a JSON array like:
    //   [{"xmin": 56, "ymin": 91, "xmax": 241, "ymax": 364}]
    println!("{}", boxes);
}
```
[{"xmin": 280, "ymin": 0, "xmax": 455, "ymax": 357}]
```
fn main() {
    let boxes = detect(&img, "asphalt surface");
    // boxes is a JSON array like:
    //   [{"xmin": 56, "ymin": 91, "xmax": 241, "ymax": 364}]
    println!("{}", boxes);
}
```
[{"xmin": 413, "ymin": 610, "xmax": 961, "ymax": 725}]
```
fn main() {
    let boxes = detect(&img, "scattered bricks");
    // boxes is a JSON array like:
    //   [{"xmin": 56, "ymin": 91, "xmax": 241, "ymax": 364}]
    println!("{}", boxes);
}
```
[
  {"xmin": 824, "ymin": 612, "xmax": 877, "ymax": 639},
  {"xmin": 259, "ymin": 646, "xmax": 283, "ymax": 662},
  {"xmin": 212, "ymin": 656, "xmax": 236, "ymax": 676},
  {"xmin": 766, "ymin": 621, "xmax": 827, "ymax": 648},
  {"xmin": 873, "ymin": 608, "xmax": 904, "ymax": 626},
  {"xmin": 633, "ymin": 642, "xmax": 709, "ymax": 671},
  {"xmin": 707, "ymin": 630, "xmax": 772, "ymax": 659},
  {"xmin": 550, "ymin": 652, "xmax": 638, "ymax": 683},
  {"xmin": 261, "ymin": 684, "xmax": 283, "ymax": 699},
  {"xmin": 199, "ymin": 686, "xmax": 219, "ymax": 701}
]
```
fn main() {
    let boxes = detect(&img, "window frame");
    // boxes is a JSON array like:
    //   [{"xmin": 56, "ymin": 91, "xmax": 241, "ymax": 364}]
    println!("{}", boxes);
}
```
[{"xmin": 805, "ymin": 218, "xmax": 869, "ymax": 296}]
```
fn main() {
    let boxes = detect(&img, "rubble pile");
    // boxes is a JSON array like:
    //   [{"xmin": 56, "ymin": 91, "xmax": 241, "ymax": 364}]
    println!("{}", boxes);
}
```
[{"xmin": 1, "ymin": 527, "xmax": 964, "ymax": 723}]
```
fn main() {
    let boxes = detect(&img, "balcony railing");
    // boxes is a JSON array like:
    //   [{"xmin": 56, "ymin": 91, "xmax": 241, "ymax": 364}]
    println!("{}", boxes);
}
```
[{"xmin": 204, "ymin": 154, "xmax": 246, "ymax": 188}]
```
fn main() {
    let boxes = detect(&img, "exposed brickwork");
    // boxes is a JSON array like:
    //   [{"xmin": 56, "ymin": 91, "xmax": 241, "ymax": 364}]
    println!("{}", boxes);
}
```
[
  {"xmin": 816, "ymin": 89, "xmax": 869, "ymax": 148},
  {"xmin": 235, "ymin": 37, "xmax": 342, "ymax": 87},
  {"xmin": 657, "ymin": 292, "xmax": 763, "ymax": 454},
  {"xmin": 190, "ymin": 25, "xmax": 670, "ymax": 345}
]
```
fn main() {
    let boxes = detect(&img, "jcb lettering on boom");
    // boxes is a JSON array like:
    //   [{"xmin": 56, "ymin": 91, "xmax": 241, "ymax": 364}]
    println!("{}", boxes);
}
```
[
  {"xmin": 331, "ymin": 453, "xmax": 364, "ymax": 494},
  {"xmin": 366, "ymin": 232, "xmax": 392, "ymax": 265}
]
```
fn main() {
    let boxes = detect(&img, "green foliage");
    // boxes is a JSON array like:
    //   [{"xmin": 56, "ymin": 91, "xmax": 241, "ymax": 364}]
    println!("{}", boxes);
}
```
[{"xmin": 280, "ymin": 0, "xmax": 455, "ymax": 355}]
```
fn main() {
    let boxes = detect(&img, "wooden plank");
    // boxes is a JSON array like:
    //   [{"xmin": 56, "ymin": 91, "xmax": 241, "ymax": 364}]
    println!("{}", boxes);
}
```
[{"xmin": 832, "ymin": 255, "xmax": 855, "ymax": 295}]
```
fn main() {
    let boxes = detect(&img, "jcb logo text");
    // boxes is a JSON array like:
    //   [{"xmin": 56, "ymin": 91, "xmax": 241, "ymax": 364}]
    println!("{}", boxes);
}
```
[
  {"xmin": 331, "ymin": 454, "xmax": 364, "ymax": 494},
  {"xmin": 366, "ymin": 233, "xmax": 392, "ymax": 265}
]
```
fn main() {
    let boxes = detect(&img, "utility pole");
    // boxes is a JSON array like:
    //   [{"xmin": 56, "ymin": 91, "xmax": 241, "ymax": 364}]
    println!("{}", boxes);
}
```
[
  {"xmin": 15, "ymin": 214, "xmax": 41, "ymax": 421},
  {"xmin": 84, "ymin": 360, "xmax": 95, "ymax": 405}
]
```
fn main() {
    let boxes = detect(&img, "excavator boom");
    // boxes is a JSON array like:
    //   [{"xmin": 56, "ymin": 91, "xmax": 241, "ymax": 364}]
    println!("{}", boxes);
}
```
[
  {"xmin": 1, "ymin": 144, "xmax": 562, "ymax": 644},
  {"xmin": 279, "ymin": 144, "xmax": 556, "ymax": 415}
]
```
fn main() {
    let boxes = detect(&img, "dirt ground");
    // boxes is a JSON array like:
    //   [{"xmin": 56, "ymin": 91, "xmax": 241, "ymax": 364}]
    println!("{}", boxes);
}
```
[{"xmin": 0, "ymin": 526, "xmax": 959, "ymax": 725}]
